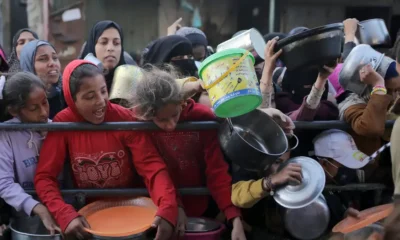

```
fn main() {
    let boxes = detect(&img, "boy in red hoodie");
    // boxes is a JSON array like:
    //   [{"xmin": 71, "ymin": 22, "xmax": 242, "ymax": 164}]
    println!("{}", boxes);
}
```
[
  {"xmin": 131, "ymin": 66, "xmax": 246, "ymax": 240},
  {"xmin": 34, "ymin": 60, "xmax": 178, "ymax": 240}
]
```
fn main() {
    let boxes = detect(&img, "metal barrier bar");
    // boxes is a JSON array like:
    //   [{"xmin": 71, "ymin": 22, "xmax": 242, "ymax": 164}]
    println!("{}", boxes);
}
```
[
  {"xmin": 25, "ymin": 184, "xmax": 386, "ymax": 197},
  {"xmin": 0, "ymin": 120, "xmax": 395, "ymax": 131}
]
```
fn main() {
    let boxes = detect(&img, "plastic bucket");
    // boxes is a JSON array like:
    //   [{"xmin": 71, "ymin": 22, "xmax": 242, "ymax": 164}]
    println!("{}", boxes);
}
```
[{"xmin": 199, "ymin": 48, "xmax": 262, "ymax": 118}]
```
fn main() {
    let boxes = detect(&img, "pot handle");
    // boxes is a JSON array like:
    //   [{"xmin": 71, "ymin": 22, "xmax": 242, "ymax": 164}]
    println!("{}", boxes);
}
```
[
  {"xmin": 227, "ymin": 118, "xmax": 234, "ymax": 133},
  {"xmin": 286, "ymin": 134, "xmax": 299, "ymax": 152}
]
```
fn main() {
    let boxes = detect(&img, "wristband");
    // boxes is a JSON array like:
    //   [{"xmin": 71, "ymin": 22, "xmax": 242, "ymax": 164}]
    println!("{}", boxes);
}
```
[
  {"xmin": 263, "ymin": 176, "xmax": 275, "ymax": 196},
  {"xmin": 371, "ymin": 87, "xmax": 387, "ymax": 95}
]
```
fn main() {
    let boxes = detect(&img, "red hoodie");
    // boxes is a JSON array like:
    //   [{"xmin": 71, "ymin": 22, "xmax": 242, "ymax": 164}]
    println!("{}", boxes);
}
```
[
  {"xmin": 34, "ymin": 60, "xmax": 178, "ymax": 232},
  {"xmin": 150, "ymin": 99, "xmax": 240, "ymax": 220}
]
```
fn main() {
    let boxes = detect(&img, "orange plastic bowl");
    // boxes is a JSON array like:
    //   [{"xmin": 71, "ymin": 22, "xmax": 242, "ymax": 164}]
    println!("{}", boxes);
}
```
[
  {"xmin": 78, "ymin": 197, "xmax": 157, "ymax": 238},
  {"xmin": 333, "ymin": 203, "xmax": 394, "ymax": 234}
]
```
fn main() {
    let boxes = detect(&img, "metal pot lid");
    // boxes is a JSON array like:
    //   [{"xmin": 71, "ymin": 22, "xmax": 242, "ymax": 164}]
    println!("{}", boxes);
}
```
[
  {"xmin": 185, "ymin": 218, "xmax": 221, "ymax": 233},
  {"xmin": 274, "ymin": 156, "xmax": 325, "ymax": 209}
]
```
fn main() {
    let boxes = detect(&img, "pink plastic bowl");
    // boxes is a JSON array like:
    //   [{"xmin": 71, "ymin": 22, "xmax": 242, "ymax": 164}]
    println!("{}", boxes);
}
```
[{"xmin": 184, "ymin": 223, "xmax": 226, "ymax": 240}]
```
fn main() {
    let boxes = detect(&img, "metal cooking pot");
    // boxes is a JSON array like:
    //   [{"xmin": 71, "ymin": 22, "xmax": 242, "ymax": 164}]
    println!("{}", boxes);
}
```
[
  {"xmin": 110, "ymin": 64, "xmax": 143, "ymax": 103},
  {"xmin": 218, "ymin": 109, "xmax": 298, "ymax": 171},
  {"xmin": 357, "ymin": 19, "xmax": 391, "ymax": 47},
  {"xmin": 275, "ymin": 23, "xmax": 344, "ymax": 71},
  {"xmin": 339, "ymin": 44, "xmax": 394, "ymax": 96},
  {"xmin": 283, "ymin": 195, "xmax": 330, "ymax": 240},
  {"xmin": 217, "ymin": 28, "xmax": 266, "ymax": 64},
  {"xmin": 10, "ymin": 216, "xmax": 62, "ymax": 240}
]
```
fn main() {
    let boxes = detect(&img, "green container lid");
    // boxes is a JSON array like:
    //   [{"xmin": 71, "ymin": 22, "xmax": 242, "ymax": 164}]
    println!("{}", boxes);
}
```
[{"xmin": 198, "ymin": 48, "xmax": 261, "ymax": 118}]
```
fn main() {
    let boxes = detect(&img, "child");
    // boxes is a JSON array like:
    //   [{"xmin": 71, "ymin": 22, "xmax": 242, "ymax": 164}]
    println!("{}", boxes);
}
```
[
  {"xmin": 0, "ymin": 72, "xmax": 59, "ymax": 235},
  {"xmin": 131, "ymin": 66, "xmax": 246, "ymax": 240},
  {"xmin": 34, "ymin": 60, "xmax": 178, "ymax": 240}
]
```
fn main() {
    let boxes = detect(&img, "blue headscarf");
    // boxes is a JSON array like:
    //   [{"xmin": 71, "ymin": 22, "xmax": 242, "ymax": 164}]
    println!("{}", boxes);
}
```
[{"xmin": 19, "ymin": 40, "xmax": 61, "ymax": 98}]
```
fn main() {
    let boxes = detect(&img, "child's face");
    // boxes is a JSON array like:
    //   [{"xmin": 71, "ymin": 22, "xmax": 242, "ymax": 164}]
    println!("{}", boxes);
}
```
[
  {"xmin": 34, "ymin": 45, "xmax": 61, "ymax": 89},
  {"xmin": 153, "ymin": 103, "xmax": 183, "ymax": 132},
  {"xmin": 15, "ymin": 87, "xmax": 49, "ymax": 123},
  {"xmin": 74, "ymin": 74, "xmax": 108, "ymax": 124}
]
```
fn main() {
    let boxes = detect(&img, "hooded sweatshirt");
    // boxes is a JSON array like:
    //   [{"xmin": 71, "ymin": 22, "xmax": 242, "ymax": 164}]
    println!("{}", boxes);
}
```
[
  {"xmin": 34, "ymin": 60, "xmax": 178, "ymax": 232},
  {"xmin": 150, "ymin": 99, "xmax": 241, "ymax": 220},
  {"xmin": 19, "ymin": 40, "xmax": 63, "ymax": 119},
  {"xmin": 0, "ymin": 118, "xmax": 50, "ymax": 216}
]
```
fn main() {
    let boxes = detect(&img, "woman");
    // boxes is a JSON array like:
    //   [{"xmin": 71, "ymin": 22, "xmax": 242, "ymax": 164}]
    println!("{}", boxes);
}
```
[
  {"xmin": 19, "ymin": 40, "xmax": 64, "ymax": 119},
  {"xmin": 7, "ymin": 28, "xmax": 39, "ymax": 73},
  {"xmin": 79, "ymin": 20, "xmax": 126, "ymax": 91},
  {"xmin": 142, "ymin": 35, "xmax": 197, "ymax": 77},
  {"xmin": 175, "ymin": 27, "xmax": 208, "ymax": 62}
]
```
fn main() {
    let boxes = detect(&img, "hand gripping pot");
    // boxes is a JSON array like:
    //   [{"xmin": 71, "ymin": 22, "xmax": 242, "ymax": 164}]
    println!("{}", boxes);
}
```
[{"xmin": 339, "ymin": 44, "xmax": 394, "ymax": 96}]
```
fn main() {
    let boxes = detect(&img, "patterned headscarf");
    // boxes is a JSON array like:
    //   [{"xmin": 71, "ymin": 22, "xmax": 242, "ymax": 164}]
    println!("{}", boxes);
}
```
[{"xmin": 7, "ymin": 28, "xmax": 38, "ymax": 73}]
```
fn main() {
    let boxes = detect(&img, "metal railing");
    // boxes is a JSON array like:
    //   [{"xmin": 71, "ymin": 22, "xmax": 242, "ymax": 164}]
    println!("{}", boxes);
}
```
[
  {"xmin": 10, "ymin": 120, "xmax": 392, "ymax": 203},
  {"xmin": 0, "ymin": 120, "xmax": 395, "ymax": 131}
]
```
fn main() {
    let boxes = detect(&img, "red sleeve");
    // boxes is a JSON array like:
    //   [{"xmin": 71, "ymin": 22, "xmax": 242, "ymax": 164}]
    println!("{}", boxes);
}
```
[
  {"xmin": 34, "ymin": 116, "xmax": 79, "ymax": 232},
  {"xmin": 202, "ymin": 130, "xmax": 241, "ymax": 221},
  {"xmin": 124, "ymin": 131, "xmax": 178, "ymax": 226}
]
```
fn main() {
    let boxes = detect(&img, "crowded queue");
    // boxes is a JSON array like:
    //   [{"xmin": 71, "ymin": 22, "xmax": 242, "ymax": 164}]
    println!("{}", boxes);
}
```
[{"xmin": 0, "ymin": 16, "xmax": 399, "ymax": 240}]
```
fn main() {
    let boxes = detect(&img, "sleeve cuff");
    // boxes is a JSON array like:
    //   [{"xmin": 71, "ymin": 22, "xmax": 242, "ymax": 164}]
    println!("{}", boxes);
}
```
[
  {"xmin": 223, "ymin": 205, "xmax": 241, "ymax": 221},
  {"xmin": 22, "ymin": 198, "xmax": 40, "ymax": 216},
  {"xmin": 156, "ymin": 205, "xmax": 178, "ymax": 227},
  {"xmin": 57, "ymin": 206, "xmax": 80, "ymax": 232},
  {"xmin": 251, "ymin": 179, "xmax": 268, "ymax": 199}
]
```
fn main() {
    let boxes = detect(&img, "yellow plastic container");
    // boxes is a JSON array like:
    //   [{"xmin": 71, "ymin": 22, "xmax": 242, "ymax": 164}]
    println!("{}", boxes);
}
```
[{"xmin": 199, "ymin": 48, "xmax": 262, "ymax": 118}]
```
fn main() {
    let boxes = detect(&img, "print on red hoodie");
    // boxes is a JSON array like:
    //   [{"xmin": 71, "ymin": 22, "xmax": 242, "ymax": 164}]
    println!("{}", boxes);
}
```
[
  {"xmin": 34, "ymin": 60, "xmax": 178, "ymax": 232},
  {"xmin": 150, "ymin": 99, "xmax": 241, "ymax": 220}
]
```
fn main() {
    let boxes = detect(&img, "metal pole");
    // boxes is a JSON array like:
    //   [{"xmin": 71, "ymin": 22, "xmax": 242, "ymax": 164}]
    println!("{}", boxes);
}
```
[{"xmin": 269, "ymin": 0, "xmax": 276, "ymax": 33}]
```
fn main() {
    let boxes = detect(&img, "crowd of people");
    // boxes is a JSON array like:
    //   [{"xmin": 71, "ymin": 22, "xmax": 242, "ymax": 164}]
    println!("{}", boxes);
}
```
[{"xmin": 0, "ymin": 15, "xmax": 399, "ymax": 240}]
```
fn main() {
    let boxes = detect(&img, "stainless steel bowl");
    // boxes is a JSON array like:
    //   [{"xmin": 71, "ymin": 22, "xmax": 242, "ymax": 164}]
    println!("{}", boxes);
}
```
[
  {"xmin": 283, "ymin": 195, "xmax": 330, "ymax": 240},
  {"xmin": 274, "ymin": 156, "xmax": 325, "ymax": 209},
  {"xmin": 10, "ymin": 216, "xmax": 62, "ymax": 240},
  {"xmin": 357, "ymin": 19, "xmax": 391, "ymax": 46},
  {"xmin": 217, "ymin": 28, "xmax": 266, "ymax": 64},
  {"xmin": 339, "ymin": 44, "xmax": 384, "ymax": 96}
]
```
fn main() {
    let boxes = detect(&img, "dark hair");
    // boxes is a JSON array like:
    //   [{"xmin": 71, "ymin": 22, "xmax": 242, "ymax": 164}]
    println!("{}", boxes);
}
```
[
  {"xmin": 3, "ymin": 72, "xmax": 46, "ymax": 112},
  {"xmin": 69, "ymin": 64, "xmax": 103, "ymax": 99}
]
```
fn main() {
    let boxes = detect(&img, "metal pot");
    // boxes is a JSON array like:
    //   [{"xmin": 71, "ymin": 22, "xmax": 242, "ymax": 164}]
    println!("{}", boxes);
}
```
[
  {"xmin": 357, "ymin": 19, "xmax": 391, "ymax": 47},
  {"xmin": 275, "ymin": 23, "xmax": 344, "ymax": 71},
  {"xmin": 283, "ymin": 195, "xmax": 330, "ymax": 240},
  {"xmin": 216, "ymin": 28, "xmax": 266, "ymax": 64},
  {"xmin": 110, "ymin": 65, "xmax": 143, "ymax": 103},
  {"xmin": 10, "ymin": 216, "xmax": 62, "ymax": 240},
  {"xmin": 339, "ymin": 44, "xmax": 391, "ymax": 96},
  {"xmin": 218, "ymin": 109, "xmax": 298, "ymax": 171}
]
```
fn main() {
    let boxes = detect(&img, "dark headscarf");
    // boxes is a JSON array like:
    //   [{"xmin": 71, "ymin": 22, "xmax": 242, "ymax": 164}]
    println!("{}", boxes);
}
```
[
  {"xmin": 79, "ymin": 20, "xmax": 125, "ymax": 91},
  {"xmin": 263, "ymin": 32, "xmax": 287, "ymax": 42},
  {"xmin": 176, "ymin": 27, "xmax": 208, "ymax": 47},
  {"xmin": 142, "ymin": 35, "xmax": 192, "ymax": 65},
  {"xmin": 7, "ymin": 28, "xmax": 38, "ymax": 73},
  {"xmin": 288, "ymin": 26, "xmax": 309, "ymax": 36},
  {"xmin": 281, "ymin": 68, "xmax": 328, "ymax": 105}
]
